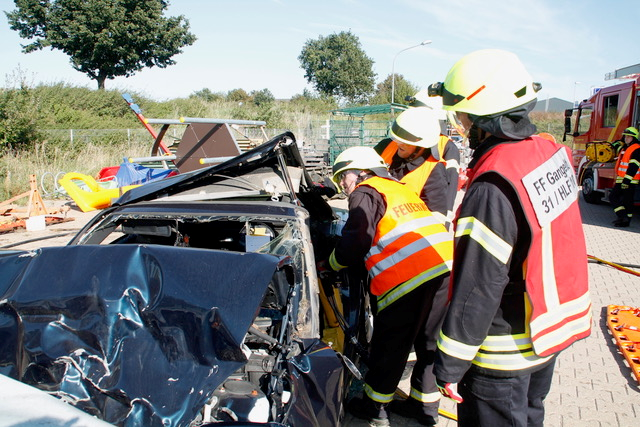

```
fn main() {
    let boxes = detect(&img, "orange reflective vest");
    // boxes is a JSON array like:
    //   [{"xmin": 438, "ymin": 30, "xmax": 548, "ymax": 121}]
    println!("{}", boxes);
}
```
[
  {"xmin": 614, "ymin": 143, "xmax": 640, "ymax": 182},
  {"xmin": 356, "ymin": 176, "xmax": 453, "ymax": 297},
  {"xmin": 380, "ymin": 141, "xmax": 397, "ymax": 164},
  {"xmin": 379, "ymin": 138, "xmax": 447, "ymax": 196},
  {"xmin": 468, "ymin": 135, "xmax": 591, "ymax": 357}
]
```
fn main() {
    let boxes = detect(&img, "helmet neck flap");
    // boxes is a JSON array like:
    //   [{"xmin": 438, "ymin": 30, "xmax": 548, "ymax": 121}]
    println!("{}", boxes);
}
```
[{"xmin": 468, "ymin": 99, "xmax": 537, "ymax": 149}]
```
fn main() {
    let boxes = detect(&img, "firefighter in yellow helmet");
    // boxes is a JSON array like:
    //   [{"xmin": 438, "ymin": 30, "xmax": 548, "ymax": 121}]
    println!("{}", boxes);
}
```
[
  {"xmin": 609, "ymin": 126, "xmax": 640, "ymax": 227},
  {"xmin": 428, "ymin": 49, "xmax": 591, "ymax": 426},
  {"xmin": 320, "ymin": 146, "xmax": 453, "ymax": 426}
]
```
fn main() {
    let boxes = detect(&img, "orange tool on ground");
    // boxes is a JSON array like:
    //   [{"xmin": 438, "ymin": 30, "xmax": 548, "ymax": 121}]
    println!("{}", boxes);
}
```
[{"xmin": 606, "ymin": 305, "xmax": 640, "ymax": 382}]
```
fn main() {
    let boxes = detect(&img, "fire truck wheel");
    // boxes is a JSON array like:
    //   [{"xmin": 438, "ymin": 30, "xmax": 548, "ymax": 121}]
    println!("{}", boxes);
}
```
[{"xmin": 581, "ymin": 174, "xmax": 602, "ymax": 204}]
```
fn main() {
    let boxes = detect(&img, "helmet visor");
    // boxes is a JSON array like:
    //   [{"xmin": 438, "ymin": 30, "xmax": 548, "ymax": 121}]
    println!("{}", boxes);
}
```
[
  {"xmin": 428, "ymin": 82, "xmax": 468, "ymax": 109},
  {"xmin": 390, "ymin": 121, "xmax": 422, "ymax": 144}
]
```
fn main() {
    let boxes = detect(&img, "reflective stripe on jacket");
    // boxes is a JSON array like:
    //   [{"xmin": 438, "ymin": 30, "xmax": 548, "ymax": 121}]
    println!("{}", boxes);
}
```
[{"xmin": 357, "ymin": 177, "xmax": 453, "ymax": 298}]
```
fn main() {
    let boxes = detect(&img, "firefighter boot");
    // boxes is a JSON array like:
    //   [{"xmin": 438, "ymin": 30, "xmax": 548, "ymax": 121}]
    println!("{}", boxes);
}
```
[
  {"xmin": 613, "ymin": 217, "xmax": 631, "ymax": 227},
  {"xmin": 347, "ymin": 396, "xmax": 390, "ymax": 427},
  {"xmin": 389, "ymin": 397, "xmax": 438, "ymax": 426},
  {"xmin": 612, "ymin": 209, "xmax": 631, "ymax": 227}
]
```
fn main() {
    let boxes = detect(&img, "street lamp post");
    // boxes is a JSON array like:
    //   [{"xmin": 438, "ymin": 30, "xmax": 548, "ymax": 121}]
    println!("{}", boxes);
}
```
[
  {"xmin": 573, "ymin": 81, "xmax": 581, "ymax": 107},
  {"xmin": 391, "ymin": 40, "xmax": 432, "ymax": 105}
]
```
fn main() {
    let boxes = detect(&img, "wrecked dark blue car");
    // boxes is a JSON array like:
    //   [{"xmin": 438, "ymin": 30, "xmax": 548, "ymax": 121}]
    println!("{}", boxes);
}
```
[{"xmin": 0, "ymin": 133, "xmax": 371, "ymax": 426}]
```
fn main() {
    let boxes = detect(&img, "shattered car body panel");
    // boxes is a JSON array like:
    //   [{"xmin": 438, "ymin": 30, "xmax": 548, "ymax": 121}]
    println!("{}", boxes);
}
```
[{"xmin": 0, "ymin": 133, "xmax": 368, "ymax": 426}]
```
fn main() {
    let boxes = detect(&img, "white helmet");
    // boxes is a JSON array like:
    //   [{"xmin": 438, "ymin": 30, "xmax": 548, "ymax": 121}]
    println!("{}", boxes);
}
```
[
  {"xmin": 332, "ymin": 146, "xmax": 388, "ymax": 186},
  {"xmin": 408, "ymin": 89, "xmax": 448, "ymax": 134},
  {"xmin": 409, "ymin": 89, "xmax": 445, "ymax": 115},
  {"xmin": 389, "ymin": 106, "xmax": 441, "ymax": 148}
]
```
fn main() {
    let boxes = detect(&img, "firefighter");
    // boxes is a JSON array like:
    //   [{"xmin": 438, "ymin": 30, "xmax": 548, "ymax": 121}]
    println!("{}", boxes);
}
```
[
  {"xmin": 320, "ymin": 146, "xmax": 452, "ymax": 426},
  {"xmin": 428, "ymin": 49, "xmax": 592, "ymax": 426},
  {"xmin": 407, "ymin": 90, "xmax": 462, "ymax": 224},
  {"xmin": 609, "ymin": 126, "xmax": 639, "ymax": 227},
  {"xmin": 375, "ymin": 92, "xmax": 462, "ymax": 227},
  {"xmin": 373, "ymin": 106, "xmax": 453, "ymax": 425}
]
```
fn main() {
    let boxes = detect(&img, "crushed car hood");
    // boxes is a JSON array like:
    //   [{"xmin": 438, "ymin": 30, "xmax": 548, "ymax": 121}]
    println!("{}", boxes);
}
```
[{"xmin": 0, "ymin": 244, "xmax": 288, "ymax": 426}]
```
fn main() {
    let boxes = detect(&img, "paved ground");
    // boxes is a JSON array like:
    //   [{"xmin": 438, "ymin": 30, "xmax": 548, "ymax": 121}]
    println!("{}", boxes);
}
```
[{"xmin": 1, "ymin": 195, "xmax": 639, "ymax": 427}]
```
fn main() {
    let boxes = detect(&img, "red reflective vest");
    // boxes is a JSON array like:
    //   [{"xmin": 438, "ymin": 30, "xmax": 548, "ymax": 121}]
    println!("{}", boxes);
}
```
[
  {"xmin": 468, "ymin": 136, "xmax": 591, "ymax": 357},
  {"xmin": 356, "ymin": 177, "xmax": 452, "ymax": 297},
  {"xmin": 614, "ymin": 143, "xmax": 640, "ymax": 182}
]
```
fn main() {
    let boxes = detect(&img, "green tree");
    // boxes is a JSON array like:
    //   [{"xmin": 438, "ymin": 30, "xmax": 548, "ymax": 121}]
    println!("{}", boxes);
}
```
[
  {"xmin": 226, "ymin": 88, "xmax": 250, "ymax": 104},
  {"xmin": 6, "ymin": 0, "xmax": 196, "ymax": 90},
  {"xmin": 298, "ymin": 31, "xmax": 376, "ymax": 103},
  {"xmin": 371, "ymin": 73, "xmax": 420, "ymax": 105},
  {"xmin": 250, "ymin": 88, "xmax": 275, "ymax": 106}
]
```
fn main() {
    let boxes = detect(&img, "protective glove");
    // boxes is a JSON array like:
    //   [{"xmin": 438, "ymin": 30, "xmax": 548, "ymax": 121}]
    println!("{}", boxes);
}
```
[
  {"xmin": 311, "ymin": 177, "xmax": 338, "ymax": 198},
  {"xmin": 621, "ymin": 180, "xmax": 630, "ymax": 190},
  {"xmin": 316, "ymin": 259, "xmax": 337, "ymax": 283},
  {"xmin": 436, "ymin": 379, "xmax": 463, "ymax": 403}
]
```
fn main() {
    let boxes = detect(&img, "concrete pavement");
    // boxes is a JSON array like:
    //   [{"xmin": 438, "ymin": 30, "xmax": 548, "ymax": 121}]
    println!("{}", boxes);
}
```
[{"xmin": 344, "ymin": 196, "xmax": 640, "ymax": 427}]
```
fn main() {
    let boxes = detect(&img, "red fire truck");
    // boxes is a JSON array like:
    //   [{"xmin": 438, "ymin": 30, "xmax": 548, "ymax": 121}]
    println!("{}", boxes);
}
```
[{"xmin": 563, "ymin": 70, "xmax": 639, "ymax": 203}]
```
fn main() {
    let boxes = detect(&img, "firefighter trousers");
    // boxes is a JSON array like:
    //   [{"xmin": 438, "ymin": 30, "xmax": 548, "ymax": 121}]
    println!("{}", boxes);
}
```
[
  {"xmin": 363, "ymin": 273, "xmax": 445, "ymax": 403},
  {"xmin": 457, "ymin": 357, "xmax": 557, "ymax": 427},
  {"xmin": 408, "ymin": 274, "xmax": 450, "ymax": 413},
  {"xmin": 609, "ymin": 183, "xmax": 639, "ymax": 221}
]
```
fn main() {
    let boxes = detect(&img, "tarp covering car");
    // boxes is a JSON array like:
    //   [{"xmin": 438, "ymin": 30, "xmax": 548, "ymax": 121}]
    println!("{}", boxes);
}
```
[{"xmin": 0, "ymin": 245, "xmax": 287, "ymax": 426}]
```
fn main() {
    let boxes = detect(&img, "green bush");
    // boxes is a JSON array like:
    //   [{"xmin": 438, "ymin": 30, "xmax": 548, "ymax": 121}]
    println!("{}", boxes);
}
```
[
  {"xmin": 0, "ymin": 86, "xmax": 43, "ymax": 152},
  {"xmin": 530, "ymin": 111, "xmax": 566, "ymax": 147}
]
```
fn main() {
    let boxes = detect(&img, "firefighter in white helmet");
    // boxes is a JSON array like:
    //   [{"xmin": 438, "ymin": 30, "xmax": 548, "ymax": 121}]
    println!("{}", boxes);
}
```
[
  {"xmin": 428, "ymin": 49, "xmax": 591, "ymax": 426},
  {"xmin": 407, "ymin": 91, "xmax": 463, "ymax": 219},
  {"xmin": 369, "ymin": 106, "xmax": 453, "ymax": 425},
  {"xmin": 376, "ymin": 93, "xmax": 461, "ymax": 227},
  {"xmin": 318, "ymin": 146, "xmax": 453, "ymax": 426}
]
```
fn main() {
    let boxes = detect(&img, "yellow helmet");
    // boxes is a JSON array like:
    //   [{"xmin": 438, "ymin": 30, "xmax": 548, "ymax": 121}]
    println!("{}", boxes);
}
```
[
  {"xmin": 332, "ymin": 146, "xmax": 388, "ymax": 186},
  {"xmin": 389, "ymin": 106, "xmax": 442, "ymax": 148},
  {"xmin": 622, "ymin": 126, "xmax": 639, "ymax": 139},
  {"xmin": 428, "ymin": 49, "xmax": 541, "ymax": 116}
]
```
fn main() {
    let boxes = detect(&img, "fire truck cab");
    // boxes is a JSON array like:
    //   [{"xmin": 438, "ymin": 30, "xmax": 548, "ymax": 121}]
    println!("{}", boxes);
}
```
[{"xmin": 564, "ymin": 72, "xmax": 639, "ymax": 204}]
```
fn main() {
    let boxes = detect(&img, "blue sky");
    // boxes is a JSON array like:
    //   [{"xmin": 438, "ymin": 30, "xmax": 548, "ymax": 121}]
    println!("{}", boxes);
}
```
[{"xmin": 1, "ymin": 0, "xmax": 639, "ymax": 104}]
